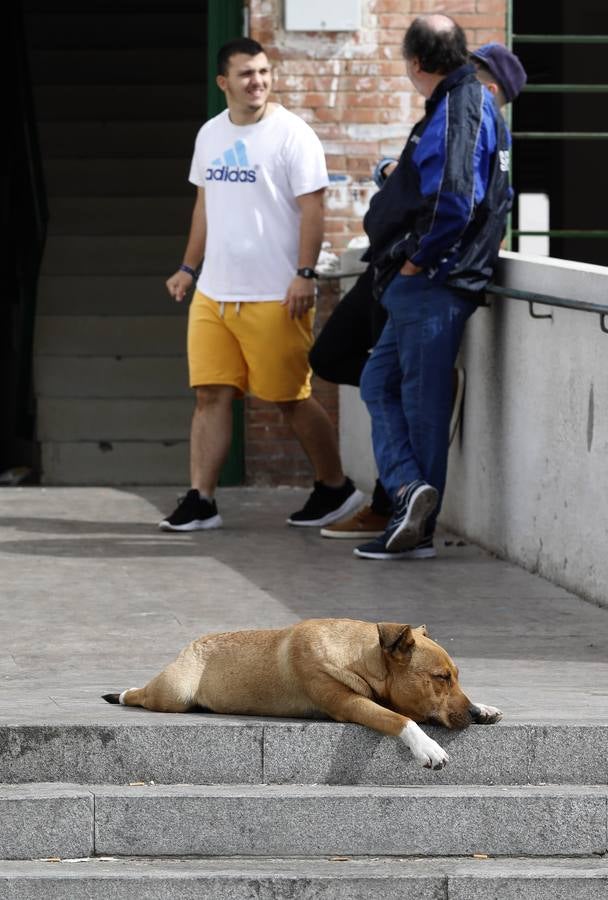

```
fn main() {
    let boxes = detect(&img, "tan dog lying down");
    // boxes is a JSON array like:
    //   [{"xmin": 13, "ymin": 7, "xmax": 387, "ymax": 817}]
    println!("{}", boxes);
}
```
[{"xmin": 103, "ymin": 618, "xmax": 502, "ymax": 770}]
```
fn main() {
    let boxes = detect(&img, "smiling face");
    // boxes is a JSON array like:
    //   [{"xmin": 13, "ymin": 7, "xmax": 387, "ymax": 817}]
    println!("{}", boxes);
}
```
[{"xmin": 216, "ymin": 52, "xmax": 272, "ymax": 121}]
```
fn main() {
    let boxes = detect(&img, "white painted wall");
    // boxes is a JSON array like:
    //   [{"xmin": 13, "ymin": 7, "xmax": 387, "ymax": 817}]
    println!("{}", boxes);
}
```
[{"xmin": 338, "ymin": 251, "xmax": 608, "ymax": 607}]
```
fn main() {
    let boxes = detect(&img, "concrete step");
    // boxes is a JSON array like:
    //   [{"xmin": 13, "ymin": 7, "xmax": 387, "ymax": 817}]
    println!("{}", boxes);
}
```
[
  {"xmin": 1, "ymin": 783, "xmax": 606, "ymax": 859},
  {"xmin": 40, "ymin": 121, "xmax": 199, "ymax": 160},
  {"xmin": 30, "ymin": 47, "xmax": 205, "ymax": 85},
  {"xmin": 40, "ymin": 236, "xmax": 186, "ymax": 276},
  {"xmin": 37, "ymin": 398, "xmax": 191, "ymax": 441},
  {"xmin": 1, "ymin": 857, "xmax": 607, "ymax": 899},
  {"xmin": 25, "ymin": 11, "xmax": 205, "ymax": 50},
  {"xmin": 34, "ymin": 356, "xmax": 189, "ymax": 398},
  {"xmin": 44, "ymin": 158, "xmax": 191, "ymax": 196},
  {"xmin": 2, "ymin": 721, "xmax": 607, "ymax": 787},
  {"xmin": 34, "ymin": 316, "xmax": 186, "ymax": 356},
  {"xmin": 33, "ymin": 84, "xmax": 204, "ymax": 122},
  {"xmin": 40, "ymin": 440, "xmax": 189, "ymax": 485},
  {"xmin": 36, "ymin": 276, "xmax": 186, "ymax": 316},
  {"xmin": 47, "ymin": 196, "xmax": 192, "ymax": 235}
]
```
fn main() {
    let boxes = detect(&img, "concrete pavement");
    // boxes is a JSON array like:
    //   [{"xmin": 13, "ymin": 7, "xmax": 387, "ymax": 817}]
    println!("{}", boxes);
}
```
[{"xmin": 1, "ymin": 485, "xmax": 607, "ymax": 728}]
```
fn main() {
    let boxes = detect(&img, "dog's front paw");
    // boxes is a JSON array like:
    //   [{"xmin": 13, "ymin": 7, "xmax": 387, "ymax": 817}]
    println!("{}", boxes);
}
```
[
  {"xmin": 474, "ymin": 703, "xmax": 503, "ymax": 724},
  {"xmin": 400, "ymin": 720, "xmax": 449, "ymax": 770}
]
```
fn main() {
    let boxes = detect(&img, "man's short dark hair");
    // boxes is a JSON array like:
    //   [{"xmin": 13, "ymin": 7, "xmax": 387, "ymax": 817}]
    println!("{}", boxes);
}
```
[
  {"xmin": 402, "ymin": 17, "xmax": 468, "ymax": 75},
  {"xmin": 217, "ymin": 38, "xmax": 266, "ymax": 76}
]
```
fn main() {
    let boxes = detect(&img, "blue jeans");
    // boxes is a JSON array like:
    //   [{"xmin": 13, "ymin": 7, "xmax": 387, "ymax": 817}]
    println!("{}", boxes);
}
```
[{"xmin": 360, "ymin": 272, "xmax": 476, "ymax": 532}]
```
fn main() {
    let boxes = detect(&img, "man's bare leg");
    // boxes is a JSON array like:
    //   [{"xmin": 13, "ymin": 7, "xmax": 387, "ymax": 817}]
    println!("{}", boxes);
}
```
[
  {"xmin": 277, "ymin": 396, "xmax": 344, "ymax": 486},
  {"xmin": 280, "ymin": 396, "xmax": 364, "ymax": 526},
  {"xmin": 191, "ymin": 384, "xmax": 237, "ymax": 497},
  {"xmin": 158, "ymin": 384, "xmax": 236, "ymax": 532}
]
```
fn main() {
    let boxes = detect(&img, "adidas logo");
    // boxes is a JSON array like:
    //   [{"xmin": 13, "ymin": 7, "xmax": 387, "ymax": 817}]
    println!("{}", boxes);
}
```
[{"xmin": 206, "ymin": 140, "xmax": 257, "ymax": 183}]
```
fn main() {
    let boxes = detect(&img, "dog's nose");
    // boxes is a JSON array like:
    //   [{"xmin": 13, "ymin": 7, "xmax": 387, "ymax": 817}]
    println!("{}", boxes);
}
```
[{"xmin": 469, "ymin": 704, "xmax": 482, "ymax": 722}]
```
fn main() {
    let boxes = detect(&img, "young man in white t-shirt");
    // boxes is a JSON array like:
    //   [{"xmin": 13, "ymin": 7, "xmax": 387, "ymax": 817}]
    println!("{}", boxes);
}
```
[{"xmin": 160, "ymin": 38, "xmax": 362, "ymax": 532}]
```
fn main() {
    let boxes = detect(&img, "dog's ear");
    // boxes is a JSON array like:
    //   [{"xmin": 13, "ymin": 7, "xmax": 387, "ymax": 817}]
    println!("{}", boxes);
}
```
[
  {"xmin": 377, "ymin": 622, "xmax": 415, "ymax": 661},
  {"xmin": 417, "ymin": 624, "xmax": 429, "ymax": 636}
]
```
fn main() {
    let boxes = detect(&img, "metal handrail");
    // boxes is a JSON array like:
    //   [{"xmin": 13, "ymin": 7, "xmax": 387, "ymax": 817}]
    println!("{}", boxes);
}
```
[
  {"xmin": 513, "ymin": 132, "xmax": 608, "ymax": 140},
  {"xmin": 486, "ymin": 284, "xmax": 608, "ymax": 333},
  {"xmin": 513, "ymin": 34, "xmax": 608, "ymax": 44},
  {"xmin": 318, "ymin": 270, "xmax": 608, "ymax": 334}
]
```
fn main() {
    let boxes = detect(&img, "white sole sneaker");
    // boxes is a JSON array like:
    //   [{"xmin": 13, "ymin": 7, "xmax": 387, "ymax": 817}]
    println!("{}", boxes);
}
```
[
  {"xmin": 287, "ymin": 489, "xmax": 365, "ymax": 527},
  {"xmin": 354, "ymin": 544, "xmax": 437, "ymax": 560},
  {"xmin": 385, "ymin": 484, "xmax": 438, "ymax": 552},
  {"xmin": 158, "ymin": 514, "xmax": 223, "ymax": 533}
]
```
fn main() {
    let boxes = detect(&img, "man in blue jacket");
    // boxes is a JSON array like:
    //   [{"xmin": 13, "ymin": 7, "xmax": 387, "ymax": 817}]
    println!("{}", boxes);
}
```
[{"xmin": 354, "ymin": 14, "xmax": 513, "ymax": 560}]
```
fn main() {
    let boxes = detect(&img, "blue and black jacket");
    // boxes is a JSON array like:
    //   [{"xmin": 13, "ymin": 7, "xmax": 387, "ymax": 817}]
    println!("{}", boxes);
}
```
[{"xmin": 363, "ymin": 63, "xmax": 512, "ymax": 297}]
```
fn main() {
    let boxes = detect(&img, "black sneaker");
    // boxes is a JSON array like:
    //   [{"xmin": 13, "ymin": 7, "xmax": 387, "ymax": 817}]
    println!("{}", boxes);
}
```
[
  {"xmin": 287, "ymin": 477, "xmax": 364, "ymax": 527},
  {"xmin": 159, "ymin": 490, "xmax": 223, "ymax": 532},
  {"xmin": 384, "ymin": 480, "xmax": 438, "ymax": 552},
  {"xmin": 354, "ymin": 534, "xmax": 436, "ymax": 560}
]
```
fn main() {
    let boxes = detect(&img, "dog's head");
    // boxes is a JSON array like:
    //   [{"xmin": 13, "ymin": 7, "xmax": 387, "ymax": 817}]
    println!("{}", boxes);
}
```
[{"xmin": 377, "ymin": 622, "xmax": 476, "ymax": 730}]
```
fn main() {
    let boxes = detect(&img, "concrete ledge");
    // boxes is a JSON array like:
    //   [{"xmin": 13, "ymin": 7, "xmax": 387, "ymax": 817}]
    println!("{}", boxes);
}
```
[
  {"xmin": 0, "ymin": 723, "xmax": 263, "ymax": 785},
  {"xmin": 0, "ymin": 785, "xmax": 93, "ymax": 860},
  {"xmin": 2, "ymin": 857, "xmax": 606, "ymax": 900},
  {"xmin": 2, "ymin": 721, "xmax": 608, "ymax": 786},
  {"xmin": 93, "ymin": 784, "xmax": 608, "ymax": 857}
]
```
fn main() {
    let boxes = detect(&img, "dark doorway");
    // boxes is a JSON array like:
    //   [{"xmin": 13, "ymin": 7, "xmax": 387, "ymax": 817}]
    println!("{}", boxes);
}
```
[{"xmin": 512, "ymin": 1, "xmax": 608, "ymax": 266}]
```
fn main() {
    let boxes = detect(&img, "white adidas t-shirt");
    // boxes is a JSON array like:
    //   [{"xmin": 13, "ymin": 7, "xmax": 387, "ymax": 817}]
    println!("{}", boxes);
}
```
[{"xmin": 189, "ymin": 105, "xmax": 329, "ymax": 302}]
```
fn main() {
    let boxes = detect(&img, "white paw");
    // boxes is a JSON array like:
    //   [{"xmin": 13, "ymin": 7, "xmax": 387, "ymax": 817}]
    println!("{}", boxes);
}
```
[
  {"xmin": 118, "ymin": 687, "xmax": 138, "ymax": 706},
  {"xmin": 475, "ymin": 703, "xmax": 503, "ymax": 724},
  {"xmin": 400, "ymin": 720, "xmax": 449, "ymax": 770}
]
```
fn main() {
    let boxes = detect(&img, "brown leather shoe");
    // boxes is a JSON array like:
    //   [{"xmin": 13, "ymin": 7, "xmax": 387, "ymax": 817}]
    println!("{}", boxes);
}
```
[{"xmin": 320, "ymin": 505, "xmax": 390, "ymax": 539}]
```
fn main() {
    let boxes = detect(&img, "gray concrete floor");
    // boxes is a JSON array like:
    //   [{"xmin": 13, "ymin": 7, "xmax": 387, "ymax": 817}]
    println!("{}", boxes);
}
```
[{"xmin": 1, "ymin": 485, "xmax": 607, "ymax": 726}]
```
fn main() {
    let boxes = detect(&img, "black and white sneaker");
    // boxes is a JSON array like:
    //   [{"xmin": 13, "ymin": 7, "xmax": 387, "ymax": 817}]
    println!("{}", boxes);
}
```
[
  {"xmin": 354, "ymin": 534, "xmax": 436, "ymax": 560},
  {"xmin": 287, "ymin": 477, "xmax": 364, "ymax": 527},
  {"xmin": 384, "ymin": 480, "xmax": 438, "ymax": 552},
  {"xmin": 159, "ymin": 490, "xmax": 223, "ymax": 532}
]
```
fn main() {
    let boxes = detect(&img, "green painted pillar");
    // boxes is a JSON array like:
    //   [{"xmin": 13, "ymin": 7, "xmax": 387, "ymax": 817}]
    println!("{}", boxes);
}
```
[{"xmin": 206, "ymin": 1, "xmax": 246, "ymax": 485}]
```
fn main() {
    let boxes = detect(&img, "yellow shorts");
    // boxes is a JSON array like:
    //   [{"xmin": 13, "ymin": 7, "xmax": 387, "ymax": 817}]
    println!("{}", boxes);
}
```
[{"xmin": 187, "ymin": 291, "xmax": 314, "ymax": 402}]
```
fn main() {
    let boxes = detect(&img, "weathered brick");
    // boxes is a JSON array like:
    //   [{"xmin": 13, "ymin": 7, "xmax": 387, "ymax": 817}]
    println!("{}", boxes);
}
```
[{"xmin": 244, "ymin": 0, "xmax": 506, "ymax": 485}]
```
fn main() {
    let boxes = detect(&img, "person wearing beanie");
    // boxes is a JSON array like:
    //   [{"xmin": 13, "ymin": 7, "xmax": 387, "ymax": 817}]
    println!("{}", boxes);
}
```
[
  {"xmin": 310, "ymin": 40, "xmax": 527, "ymax": 544},
  {"xmin": 470, "ymin": 42, "xmax": 527, "ymax": 106}
]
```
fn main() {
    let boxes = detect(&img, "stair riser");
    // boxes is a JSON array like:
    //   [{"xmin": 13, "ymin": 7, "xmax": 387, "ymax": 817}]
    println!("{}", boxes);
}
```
[
  {"xmin": 35, "ymin": 316, "xmax": 186, "ymax": 357},
  {"xmin": 0, "ymin": 790, "xmax": 92, "ymax": 861},
  {"xmin": 3, "ymin": 723, "xmax": 608, "ymax": 786},
  {"xmin": 40, "ymin": 236, "xmax": 186, "ymax": 275},
  {"xmin": 26, "ymin": 12, "xmax": 206, "ymax": 50},
  {"xmin": 34, "ymin": 357, "xmax": 190, "ymax": 398},
  {"xmin": 1, "ymin": 787, "xmax": 606, "ymax": 859},
  {"xmin": 40, "ymin": 123, "xmax": 200, "ymax": 161},
  {"xmin": 46, "ymin": 197, "xmax": 193, "ymax": 234},
  {"xmin": 37, "ymin": 399, "xmax": 192, "ymax": 441},
  {"xmin": 34, "ymin": 85, "xmax": 204, "ymax": 121},
  {"xmin": 36, "ymin": 277, "xmax": 186, "ymax": 316},
  {"xmin": 3, "ymin": 871, "xmax": 607, "ymax": 900},
  {"xmin": 40, "ymin": 441, "xmax": 189, "ymax": 485},
  {"xmin": 44, "ymin": 160, "xmax": 191, "ymax": 198},
  {"xmin": 30, "ymin": 48, "xmax": 205, "ymax": 86}
]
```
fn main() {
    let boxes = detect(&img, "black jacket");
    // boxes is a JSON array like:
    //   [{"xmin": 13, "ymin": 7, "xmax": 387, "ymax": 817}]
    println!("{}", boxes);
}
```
[{"xmin": 363, "ymin": 64, "xmax": 513, "ymax": 298}]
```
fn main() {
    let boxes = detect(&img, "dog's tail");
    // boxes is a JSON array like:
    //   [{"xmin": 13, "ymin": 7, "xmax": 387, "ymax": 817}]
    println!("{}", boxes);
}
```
[{"xmin": 102, "ymin": 687, "xmax": 145, "ymax": 707}]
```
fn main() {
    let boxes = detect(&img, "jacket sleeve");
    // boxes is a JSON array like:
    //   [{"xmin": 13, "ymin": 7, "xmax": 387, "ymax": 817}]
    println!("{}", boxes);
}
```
[{"xmin": 404, "ymin": 88, "xmax": 495, "ymax": 271}]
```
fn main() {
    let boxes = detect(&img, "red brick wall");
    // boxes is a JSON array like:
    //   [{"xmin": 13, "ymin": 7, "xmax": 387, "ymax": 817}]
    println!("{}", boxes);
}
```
[{"xmin": 243, "ymin": 0, "xmax": 507, "ymax": 486}]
